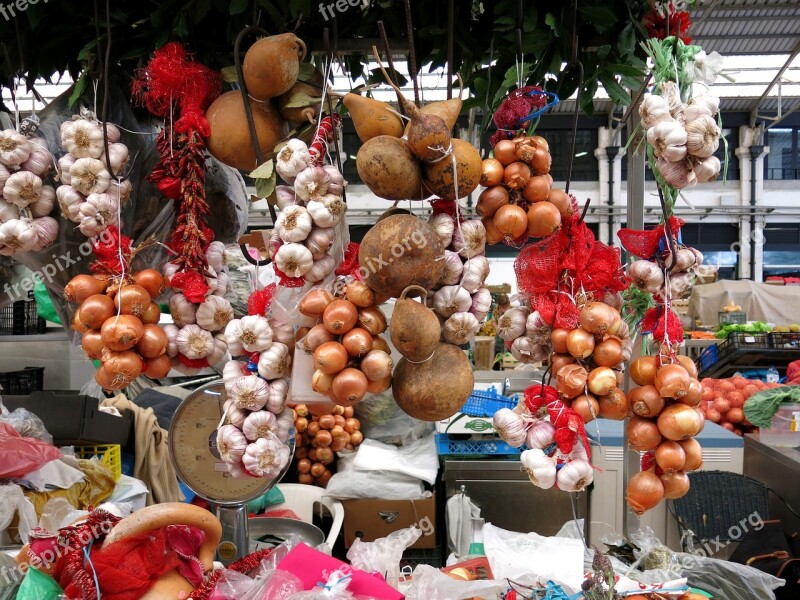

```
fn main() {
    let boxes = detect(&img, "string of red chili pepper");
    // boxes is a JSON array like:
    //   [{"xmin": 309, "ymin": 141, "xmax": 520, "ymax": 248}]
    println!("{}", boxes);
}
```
[{"xmin": 308, "ymin": 115, "xmax": 341, "ymax": 167}]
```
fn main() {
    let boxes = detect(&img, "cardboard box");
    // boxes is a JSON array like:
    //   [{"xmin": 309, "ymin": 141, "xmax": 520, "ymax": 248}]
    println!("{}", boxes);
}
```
[
  {"xmin": 3, "ymin": 391, "xmax": 132, "ymax": 446},
  {"xmin": 342, "ymin": 494, "xmax": 437, "ymax": 549}
]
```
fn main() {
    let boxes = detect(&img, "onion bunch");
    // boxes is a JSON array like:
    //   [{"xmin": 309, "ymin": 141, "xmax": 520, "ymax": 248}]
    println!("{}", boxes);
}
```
[
  {"xmin": 627, "ymin": 244, "xmax": 704, "ymax": 301},
  {"xmin": 299, "ymin": 279, "xmax": 392, "ymax": 408},
  {"xmin": 292, "ymin": 403, "xmax": 363, "ymax": 488},
  {"xmin": 478, "ymin": 134, "xmax": 566, "ymax": 246}
]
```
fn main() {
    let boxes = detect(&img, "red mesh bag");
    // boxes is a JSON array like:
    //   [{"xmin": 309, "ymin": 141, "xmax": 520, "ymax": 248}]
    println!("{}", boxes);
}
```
[
  {"xmin": 170, "ymin": 270, "xmax": 210, "ymax": 303},
  {"xmin": 514, "ymin": 233, "xmax": 569, "ymax": 295},
  {"xmin": 652, "ymin": 308, "xmax": 684, "ymax": 345},
  {"xmin": 247, "ymin": 283, "xmax": 277, "ymax": 316},
  {"xmin": 617, "ymin": 217, "xmax": 685, "ymax": 259},
  {"xmin": 524, "ymin": 384, "xmax": 559, "ymax": 413},
  {"xmin": 335, "ymin": 242, "xmax": 361, "ymax": 278}
]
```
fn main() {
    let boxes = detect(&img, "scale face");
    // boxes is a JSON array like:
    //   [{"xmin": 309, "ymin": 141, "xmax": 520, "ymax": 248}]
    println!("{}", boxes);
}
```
[{"xmin": 169, "ymin": 381, "xmax": 271, "ymax": 504}]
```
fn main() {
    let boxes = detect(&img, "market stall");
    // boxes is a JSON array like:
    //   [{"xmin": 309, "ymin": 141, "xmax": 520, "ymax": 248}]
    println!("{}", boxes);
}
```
[{"xmin": 1, "ymin": 0, "xmax": 800, "ymax": 598}]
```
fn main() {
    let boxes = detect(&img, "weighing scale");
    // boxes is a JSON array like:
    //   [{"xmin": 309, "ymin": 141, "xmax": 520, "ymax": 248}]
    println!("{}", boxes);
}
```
[{"xmin": 168, "ymin": 381, "xmax": 294, "ymax": 564}]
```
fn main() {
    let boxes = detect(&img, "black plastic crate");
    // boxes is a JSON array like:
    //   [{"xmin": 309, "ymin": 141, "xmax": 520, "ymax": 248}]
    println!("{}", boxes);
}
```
[
  {"xmin": 768, "ymin": 332, "xmax": 800, "ymax": 350},
  {"xmin": 0, "ymin": 367, "xmax": 44, "ymax": 395},
  {"xmin": 716, "ymin": 332, "xmax": 769, "ymax": 362},
  {"xmin": 0, "ymin": 291, "xmax": 46, "ymax": 335},
  {"xmin": 399, "ymin": 545, "xmax": 443, "ymax": 571}
]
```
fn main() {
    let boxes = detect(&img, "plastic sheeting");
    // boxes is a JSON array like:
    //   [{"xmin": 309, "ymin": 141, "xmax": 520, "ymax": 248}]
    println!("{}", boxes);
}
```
[{"xmin": 688, "ymin": 280, "xmax": 800, "ymax": 326}]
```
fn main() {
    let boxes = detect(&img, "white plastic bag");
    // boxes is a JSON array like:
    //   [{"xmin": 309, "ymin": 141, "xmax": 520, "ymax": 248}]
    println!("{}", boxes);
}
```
[
  {"xmin": 346, "ymin": 526, "xmax": 422, "ymax": 589},
  {"xmin": 323, "ymin": 453, "xmax": 424, "ymax": 501},
  {"xmin": 0, "ymin": 484, "xmax": 37, "ymax": 544},
  {"xmin": 403, "ymin": 565, "xmax": 505, "ymax": 600},
  {"xmin": 482, "ymin": 522, "xmax": 584, "ymax": 594},
  {"xmin": 352, "ymin": 435, "xmax": 439, "ymax": 485}
]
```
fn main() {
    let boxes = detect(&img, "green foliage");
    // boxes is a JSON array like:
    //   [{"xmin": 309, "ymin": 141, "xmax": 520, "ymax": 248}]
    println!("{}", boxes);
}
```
[
  {"xmin": 1, "ymin": 0, "xmax": 650, "ymax": 118},
  {"xmin": 715, "ymin": 322, "xmax": 773, "ymax": 339},
  {"xmin": 744, "ymin": 386, "xmax": 800, "ymax": 429}
]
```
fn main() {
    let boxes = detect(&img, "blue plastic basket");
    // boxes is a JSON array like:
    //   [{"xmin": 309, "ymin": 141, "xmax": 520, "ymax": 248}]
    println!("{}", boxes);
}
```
[
  {"xmin": 696, "ymin": 344, "xmax": 719, "ymax": 372},
  {"xmin": 435, "ymin": 433, "xmax": 524, "ymax": 456},
  {"xmin": 459, "ymin": 387, "xmax": 519, "ymax": 418}
]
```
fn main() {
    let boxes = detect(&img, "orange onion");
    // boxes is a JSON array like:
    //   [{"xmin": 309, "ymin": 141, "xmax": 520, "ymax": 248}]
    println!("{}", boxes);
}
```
[
  {"xmin": 627, "ymin": 416, "xmax": 662, "ymax": 451},
  {"xmin": 587, "ymin": 367, "xmax": 617, "ymax": 396},
  {"xmin": 311, "ymin": 369, "xmax": 335, "ymax": 394},
  {"xmin": 658, "ymin": 403, "xmax": 704, "ymax": 440},
  {"xmin": 342, "ymin": 328, "xmax": 373, "ymax": 357},
  {"xmin": 677, "ymin": 354, "xmax": 699, "ymax": 379},
  {"xmin": 551, "ymin": 328, "xmax": 570, "ymax": 354},
  {"xmin": 344, "ymin": 418, "xmax": 360, "ymax": 433},
  {"xmin": 315, "ymin": 430, "xmax": 333, "ymax": 447},
  {"xmin": 526, "ymin": 201, "xmax": 561, "ymax": 238},
  {"xmin": 661, "ymin": 471, "xmax": 691, "ymax": 499},
  {"xmin": 579, "ymin": 302, "xmax": 619, "ymax": 335},
  {"xmin": 133, "ymin": 269, "xmax": 165, "ymax": 298},
  {"xmin": 360, "ymin": 349, "xmax": 393, "ymax": 381},
  {"xmin": 566, "ymin": 328, "xmax": 595, "ymax": 359},
  {"xmin": 372, "ymin": 335, "xmax": 390, "ymax": 353},
  {"xmin": 72, "ymin": 310, "xmax": 91, "ymax": 334},
  {"xmin": 103, "ymin": 350, "xmax": 143, "ymax": 380},
  {"xmin": 357, "ymin": 306, "xmax": 387, "ymax": 335},
  {"xmin": 677, "ymin": 378, "xmax": 703, "ymax": 407},
  {"xmin": 493, "ymin": 204, "xmax": 528, "ymax": 239},
  {"xmin": 482, "ymin": 215, "xmax": 504, "ymax": 245},
  {"xmin": 630, "ymin": 356, "xmax": 658, "ymax": 386},
  {"xmin": 365, "ymin": 374, "xmax": 392, "ymax": 394},
  {"xmin": 95, "ymin": 364, "xmax": 134, "ymax": 390},
  {"xmin": 141, "ymin": 302, "xmax": 161, "ymax": 325},
  {"xmin": 530, "ymin": 147, "xmax": 551, "ymax": 175},
  {"xmin": 503, "ymin": 162, "xmax": 531, "ymax": 189},
  {"xmin": 572, "ymin": 394, "xmax": 599, "ymax": 423},
  {"xmin": 350, "ymin": 430, "xmax": 364, "ymax": 445},
  {"xmin": 114, "ymin": 284, "xmax": 152, "ymax": 319},
  {"xmin": 299, "ymin": 289, "xmax": 334, "ymax": 318},
  {"xmin": 522, "ymin": 175, "xmax": 551, "ymax": 203},
  {"xmin": 313, "ymin": 341, "xmax": 348, "ymax": 375},
  {"xmin": 136, "ymin": 324, "xmax": 169, "ymax": 358},
  {"xmin": 476, "ymin": 185, "xmax": 509, "ymax": 217},
  {"xmin": 655, "ymin": 364, "xmax": 691, "ymax": 398},
  {"xmin": 331, "ymin": 368, "xmax": 369, "ymax": 406},
  {"xmin": 548, "ymin": 189, "xmax": 574, "ymax": 218},
  {"xmin": 493, "ymin": 140, "xmax": 517, "ymax": 166},
  {"xmin": 556, "ymin": 363, "xmax": 588, "ymax": 399},
  {"xmin": 143, "ymin": 354, "xmax": 173, "ymax": 379},
  {"xmin": 316, "ymin": 446, "xmax": 335, "ymax": 465},
  {"xmin": 101, "ymin": 314, "xmax": 144, "ymax": 351},
  {"xmin": 79, "ymin": 294, "xmax": 115, "ymax": 330},
  {"xmin": 655, "ymin": 440, "xmax": 686, "ymax": 473},
  {"xmin": 480, "ymin": 158, "xmax": 505, "ymax": 186},
  {"xmin": 81, "ymin": 329, "xmax": 105, "ymax": 359},
  {"xmin": 593, "ymin": 337, "xmax": 623, "ymax": 368},
  {"xmin": 629, "ymin": 385, "xmax": 666, "ymax": 418},
  {"xmin": 599, "ymin": 388, "xmax": 629, "ymax": 420},
  {"xmin": 302, "ymin": 324, "xmax": 336, "ymax": 354},
  {"xmin": 323, "ymin": 299, "xmax": 358, "ymax": 335},
  {"xmin": 550, "ymin": 353, "xmax": 576, "ymax": 375},
  {"xmin": 626, "ymin": 470, "xmax": 664, "ymax": 515},
  {"xmin": 64, "ymin": 274, "xmax": 107, "ymax": 304},
  {"xmin": 345, "ymin": 280, "xmax": 376, "ymax": 308}
]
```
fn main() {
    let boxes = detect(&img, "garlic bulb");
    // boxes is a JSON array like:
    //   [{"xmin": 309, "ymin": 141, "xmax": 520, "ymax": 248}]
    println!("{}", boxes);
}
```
[
  {"xmin": 224, "ymin": 320, "xmax": 245, "ymax": 356},
  {"xmin": 0, "ymin": 130, "xmax": 32, "ymax": 167},
  {"xmin": 526, "ymin": 310, "xmax": 551, "ymax": 344},
  {"xmin": 104, "ymin": 122, "xmax": 122, "ymax": 144},
  {"xmin": 275, "ymin": 204, "xmax": 313, "ymax": 243},
  {"xmin": 639, "ymin": 94, "xmax": 673, "ymax": 130},
  {"xmin": 170, "ymin": 293, "xmax": 197, "ymax": 327},
  {"xmin": 205, "ymin": 241, "xmax": 227, "ymax": 273},
  {"xmin": 493, "ymin": 408, "xmax": 528, "ymax": 448},
  {"xmin": 433, "ymin": 285, "xmax": 472, "ymax": 317},
  {"xmin": 665, "ymin": 272, "xmax": 695, "ymax": 299},
  {"xmin": 452, "ymin": 220, "xmax": 486, "ymax": 259},
  {"xmin": 685, "ymin": 114, "xmax": 720, "ymax": 158},
  {"xmin": 231, "ymin": 375, "xmax": 270, "ymax": 411},
  {"xmin": 207, "ymin": 337, "xmax": 229, "ymax": 368},
  {"xmin": 646, "ymin": 121, "xmax": 687, "ymax": 162},
  {"xmin": 106, "ymin": 178, "xmax": 133, "ymax": 204},
  {"xmin": 659, "ymin": 81, "xmax": 684, "ymax": 121},
  {"xmin": 196, "ymin": 296, "xmax": 234, "ymax": 332},
  {"xmin": 176, "ymin": 324, "xmax": 214, "ymax": 359},
  {"xmin": 305, "ymin": 227, "xmax": 335, "ymax": 261},
  {"xmin": 212, "ymin": 271, "xmax": 230, "ymax": 297},
  {"xmin": 443, "ymin": 312, "xmax": 480, "ymax": 345},
  {"xmin": 21, "ymin": 144, "xmax": 54, "ymax": 177},
  {"xmin": 265, "ymin": 378, "xmax": 289, "ymax": 414},
  {"xmin": 0, "ymin": 199, "xmax": 17, "ymax": 223},
  {"xmin": 322, "ymin": 165, "xmax": 346, "ymax": 197},
  {"xmin": 77, "ymin": 193, "xmax": 118, "ymax": 237},
  {"xmin": 690, "ymin": 155, "xmax": 721, "ymax": 183},
  {"xmin": 3, "ymin": 171, "xmax": 43, "ymax": 208},
  {"xmin": 61, "ymin": 119, "xmax": 104, "ymax": 158},
  {"xmin": 673, "ymin": 247, "xmax": 698, "ymax": 271},
  {"xmin": 460, "ymin": 256, "xmax": 490, "ymax": 293},
  {"xmin": 526, "ymin": 420, "xmax": 555, "ymax": 449},
  {"xmin": 223, "ymin": 359, "xmax": 247, "ymax": 392},
  {"xmin": 520, "ymin": 449, "xmax": 557, "ymax": 489},
  {"xmin": 163, "ymin": 323, "xmax": 180, "ymax": 358},
  {"xmin": 275, "ymin": 242, "xmax": 314, "ymax": 278},
  {"xmin": 496, "ymin": 307, "xmax": 528, "ymax": 341},
  {"xmin": 439, "ymin": 251, "xmax": 464, "ymax": 286},
  {"xmin": 216, "ymin": 424, "xmax": 248, "ymax": 464},
  {"xmin": 469, "ymin": 287, "xmax": 492, "ymax": 322},
  {"xmin": 656, "ymin": 157, "xmax": 693, "ymax": 189},
  {"xmin": 307, "ymin": 194, "xmax": 346, "ymax": 228},
  {"xmin": 70, "ymin": 158, "xmax": 111, "ymax": 195},
  {"xmin": 0, "ymin": 219, "xmax": 37, "ymax": 252},
  {"xmin": 685, "ymin": 94, "xmax": 719, "ymax": 122},
  {"xmin": 242, "ymin": 437, "xmax": 290, "ymax": 478},
  {"xmin": 100, "ymin": 143, "xmax": 129, "ymax": 173},
  {"xmin": 223, "ymin": 399, "xmax": 249, "ymax": 429},
  {"xmin": 57, "ymin": 154, "xmax": 76, "ymax": 184},
  {"xmin": 429, "ymin": 213, "xmax": 455, "ymax": 248},
  {"xmin": 556, "ymin": 458, "xmax": 594, "ymax": 492},
  {"xmin": 628, "ymin": 260, "xmax": 665, "ymax": 293},
  {"xmin": 269, "ymin": 318, "xmax": 295, "ymax": 349},
  {"xmin": 304, "ymin": 254, "xmax": 336, "ymax": 283},
  {"xmin": 242, "ymin": 410, "xmax": 279, "ymax": 442},
  {"xmin": 232, "ymin": 315, "xmax": 273, "ymax": 353},
  {"xmin": 294, "ymin": 166, "xmax": 332, "ymax": 202},
  {"xmin": 275, "ymin": 139, "xmax": 312, "ymax": 182},
  {"xmin": 275, "ymin": 185, "xmax": 299, "ymax": 210},
  {"xmin": 511, "ymin": 336, "xmax": 548, "ymax": 364},
  {"xmin": 268, "ymin": 229, "xmax": 282, "ymax": 261},
  {"xmin": 31, "ymin": 217, "xmax": 59, "ymax": 251},
  {"xmin": 257, "ymin": 342, "xmax": 291, "ymax": 380},
  {"xmin": 30, "ymin": 186, "xmax": 56, "ymax": 218},
  {"xmin": 0, "ymin": 163, "xmax": 9, "ymax": 194}
]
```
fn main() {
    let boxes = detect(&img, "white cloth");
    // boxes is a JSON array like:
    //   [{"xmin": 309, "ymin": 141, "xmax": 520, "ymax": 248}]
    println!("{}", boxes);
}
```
[
  {"xmin": 352, "ymin": 435, "xmax": 439, "ymax": 485},
  {"xmin": 445, "ymin": 492, "xmax": 481, "ymax": 557},
  {"xmin": 106, "ymin": 475, "xmax": 149, "ymax": 512},
  {"xmin": 14, "ymin": 457, "xmax": 85, "ymax": 492}
]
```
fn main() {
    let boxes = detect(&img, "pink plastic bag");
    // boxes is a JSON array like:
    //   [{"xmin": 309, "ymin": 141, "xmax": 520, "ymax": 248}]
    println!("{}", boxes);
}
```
[{"xmin": 0, "ymin": 423, "xmax": 61, "ymax": 479}]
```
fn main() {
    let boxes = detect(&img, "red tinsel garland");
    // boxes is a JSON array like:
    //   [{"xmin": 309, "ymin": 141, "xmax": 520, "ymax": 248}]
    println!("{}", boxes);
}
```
[{"xmin": 490, "ymin": 86, "xmax": 548, "ymax": 147}]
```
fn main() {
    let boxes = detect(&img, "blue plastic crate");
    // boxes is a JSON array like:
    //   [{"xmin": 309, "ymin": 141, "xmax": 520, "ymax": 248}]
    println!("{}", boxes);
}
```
[
  {"xmin": 696, "ymin": 344, "xmax": 718, "ymax": 372},
  {"xmin": 460, "ymin": 387, "xmax": 519, "ymax": 418},
  {"xmin": 435, "ymin": 433, "xmax": 524, "ymax": 456}
]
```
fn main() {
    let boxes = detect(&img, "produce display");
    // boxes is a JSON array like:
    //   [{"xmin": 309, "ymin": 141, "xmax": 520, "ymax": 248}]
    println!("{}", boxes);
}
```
[
  {"xmin": 291, "ymin": 403, "xmax": 363, "ymax": 488},
  {"xmin": 699, "ymin": 376, "xmax": 774, "ymax": 435}
]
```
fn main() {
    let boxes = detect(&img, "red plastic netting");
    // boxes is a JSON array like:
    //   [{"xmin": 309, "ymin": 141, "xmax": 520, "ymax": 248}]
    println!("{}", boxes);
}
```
[
  {"xmin": 490, "ymin": 86, "xmax": 548, "ymax": 147},
  {"xmin": 514, "ymin": 233, "xmax": 569, "ymax": 295},
  {"xmin": 335, "ymin": 242, "xmax": 361, "ymax": 279},
  {"xmin": 247, "ymin": 283, "xmax": 277, "ymax": 317},
  {"xmin": 617, "ymin": 216, "xmax": 685, "ymax": 259},
  {"xmin": 170, "ymin": 270, "xmax": 210, "ymax": 303},
  {"xmin": 89, "ymin": 226, "xmax": 132, "ymax": 276},
  {"xmin": 640, "ymin": 306, "xmax": 684, "ymax": 345}
]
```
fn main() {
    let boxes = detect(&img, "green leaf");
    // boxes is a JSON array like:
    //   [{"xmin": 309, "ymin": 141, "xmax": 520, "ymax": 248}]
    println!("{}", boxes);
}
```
[
  {"xmin": 229, "ymin": 0, "xmax": 249, "ymax": 15},
  {"xmin": 255, "ymin": 172, "xmax": 277, "ymax": 199},
  {"xmin": 596, "ymin": 44, "xmax": 611, "ymax": 60},
  {"xmin": 493, "ymin": 15, "xmax": 516, "ymax": 31},
  {"xmin": 617, "ymin": 22, "xmax": 635, "ymax": 58},
  {"xmin": 191, "ymin": 0, "xmax": 212, "ymax": 23},
  {"xmin": 174, "ymin": 13, "xmax": 188, "ymax": 37},
  {"xmin": 601, "ymin": 76, "xmax": 631, "ymax": 105},
  {"xmin": 77, "ymin": 39, "xmax": 98, "ymax": 62},
  {"xmin": 284, "ymin": 91, "xmax": 320, "ymax": 108},
  {"xmin": 250, "ymin": 159, "xmax": 274, "ymax": 180},
  {"xmin": 578, "ymin": 5, "xmax": 618, "ymax": 28},
  {"xmin": 297, "ymin": 62, "xmax": 318, "ymax": 82},
  {"xmin": 68, "ymin": 71, "xmax": 89, "ymax": 109},
  {"xmin": 221, "ymin": 66, "xmax": 239, "ymax": 83},
  {"xmin": 606, "ymin": 63, "xmax": 646, "ymax": 78},
  {"xmin": 545, "ymin": 12, "xmax": 559, "ymax": 34}
]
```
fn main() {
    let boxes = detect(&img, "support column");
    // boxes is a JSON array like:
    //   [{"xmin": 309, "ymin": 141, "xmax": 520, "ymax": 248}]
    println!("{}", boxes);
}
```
[
  {"xmin": 595, "ymin": 127, "xmax": 624, "ymax": 245},
  {"xmin": 735, "ymin": 125, "xmax": 769, "ymax": 281}
]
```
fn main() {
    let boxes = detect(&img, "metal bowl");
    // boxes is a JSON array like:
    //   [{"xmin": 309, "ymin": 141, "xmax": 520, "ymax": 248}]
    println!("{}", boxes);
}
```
[{"xmin": 248, "ymin": 517, "xmax": 325, "ymax": 553}]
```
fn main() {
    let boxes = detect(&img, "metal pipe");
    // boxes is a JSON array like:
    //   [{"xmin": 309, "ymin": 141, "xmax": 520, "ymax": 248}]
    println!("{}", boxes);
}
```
[
  {"xmin": 750, "ymin": 144, "xmax": 765, "ymax": 280},
  {"xmin": 605, "ymin": 146, "xmax": 620, "ymax": 245}
]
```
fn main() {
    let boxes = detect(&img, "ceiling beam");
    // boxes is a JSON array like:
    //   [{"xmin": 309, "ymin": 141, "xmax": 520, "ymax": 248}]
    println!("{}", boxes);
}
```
[
  {"xmin": 693, "ymin": 34, "xmax": 799, "ymax": 40},
  {"xmin": 691, "ymin": 2, "xmax": 800, "ymax": 13},
  {"xmin": 751, "ymin": 38, "xmax": 800, "ymax": 125}
]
